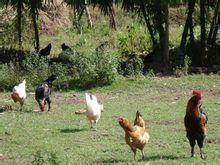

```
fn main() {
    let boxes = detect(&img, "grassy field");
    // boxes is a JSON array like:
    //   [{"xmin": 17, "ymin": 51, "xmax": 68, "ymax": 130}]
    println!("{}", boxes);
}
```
[{"xmin": 0, "ymin": 75, "xmax": 220, "ymax": 164}]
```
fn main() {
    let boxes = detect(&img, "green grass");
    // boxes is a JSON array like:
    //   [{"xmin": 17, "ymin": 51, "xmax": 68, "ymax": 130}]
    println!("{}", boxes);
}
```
[{"xmin": 0, "ymin": 75, "xmax": 220, "ymax": 164}]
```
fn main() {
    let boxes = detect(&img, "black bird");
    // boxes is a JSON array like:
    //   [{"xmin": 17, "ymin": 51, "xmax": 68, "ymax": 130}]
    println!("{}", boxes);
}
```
[
  {"xmin": 39, "ymin": 43, "xmax": 52, "ymax": 57},
  {"xmin": 35, "ymin": 75, "xmax": 58, "ymax": 112},
  {"xmin": 61, "ymin": 43, "xmax": 71, "ymax": 51}
]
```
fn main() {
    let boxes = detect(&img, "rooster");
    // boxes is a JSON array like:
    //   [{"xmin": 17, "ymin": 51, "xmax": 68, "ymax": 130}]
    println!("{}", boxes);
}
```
[
  {"xmin": 118, "ymin": 111, "xmax": 150, "ymax": 160},
  {"xmin": 75, "ymin": 93, "xmax": 103, "ymax": 128},
  {"xmin": 11, "ymin": 79, "xmax": 27, "ymax": 110},
  {"xmin": 184, "ymin": 90, "xmax": 208, "ymax": 159},
  {"xmin": 35, "ymin": 75, "xmax": 58, "ymax": 112}
]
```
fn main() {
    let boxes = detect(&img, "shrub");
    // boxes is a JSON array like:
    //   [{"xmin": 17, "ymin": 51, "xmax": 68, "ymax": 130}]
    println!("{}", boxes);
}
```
[
  {"xmin": 32, "ymin": 150, "xmax": 61, "ymax": 165},
  {"xmin": 117, "ymin": 52, "xmax": 144, "ymax": 76},
  {"xmin": 22, "ymin": 53, "xmax": 49, "ymax": 88},
  {"xmin": 68, "ymin": 50, "xmax": 117, "ymax": 88},
  {"xmin": 117, "ymin": 24, "xmax": 151, "ymax": 54},
  {"xmin": 0, "ymin": 63, "xmax": 22, "ymax": 91},
  {"xmin": 0, "ymin": 48, "xmax": 118, "ymax": 91}
]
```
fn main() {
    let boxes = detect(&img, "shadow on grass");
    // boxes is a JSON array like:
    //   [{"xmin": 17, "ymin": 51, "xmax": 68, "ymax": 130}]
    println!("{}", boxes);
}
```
[
  {"xmin": 96, "ymin": 159, "xmax": 128, "ymax": 163},
  {"xmin": 60, "ymin": 128, "xmax": 86, "ymax": 133},
  {"xmin": 96, "ymin": 154, "xmax": 187, "ymax": 163},
  {"xmin": 140, "ymin": 154, "xmax": 187, "ymax": 162}
]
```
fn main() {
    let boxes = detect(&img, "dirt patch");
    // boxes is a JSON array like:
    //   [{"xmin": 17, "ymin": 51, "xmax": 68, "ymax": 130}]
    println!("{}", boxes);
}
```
[
  {"xmin": 204, "ymin": 89, "xmax": 220, "ymax": 98},
  {"xmin": 67, "ymin": 94, "xmax": 85, "ymax": 105},
  {"xmin": 153, "ymin": 118, "xmax": 183, "ymax": 125}
]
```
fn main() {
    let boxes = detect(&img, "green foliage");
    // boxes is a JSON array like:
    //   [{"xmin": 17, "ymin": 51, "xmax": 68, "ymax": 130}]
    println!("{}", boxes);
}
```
[
  {"xmin": 145, "ymin": 69, "xmax": 155, "ymax": 77},
  {"xmin": 0, "ymin": 63, "xmax": 22, "ymax": 91},
  {"xmin": 22, "ymin": 53, "xmax": 49, "ymax": 88},
  {"xmin": 0, "ymin": 48, "xmax": 117, "ymax": 91},
  {"xmin": 32, "ymin": 150, "xmax": 61, "ymax": 165},
  {"xmin": 118, "ymin": 53, "xmax": 144, "ymax": 76},
  {"xmin": 183, "ymin": 55, "xmax": 191, "ymax": 75},
  {"xmin": 170, "ymin": 47, "xmax": 185, "ymax": 67},
  {"xmin": 66, "ymin": 50, "xmax": 117, "ymax": 88},
  {"xmin": 173, "ymin": 56, "xmax": 191, "ymax": 77},
  {"xmin": 118, "ymin": 24, "xmax": 151, "ymax": 54}
]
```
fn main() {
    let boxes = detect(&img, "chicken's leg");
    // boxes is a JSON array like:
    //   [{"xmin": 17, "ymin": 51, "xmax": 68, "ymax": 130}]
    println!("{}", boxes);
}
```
[
  {"xmin": 141, "ymin": 150, "xmax": 145, "ymax": 160},
  {"xmin": 46, "ymin": 97, "xmax": 51, "ymax": 111},
  {"xmin": 132, "ymin": 148, "xmax": 137, "ymax": 160},
  {"xmin": 188, "ymin": 137, "xmax": 196, "ymax": 157},
  {"xmin": 20, "ymin": 102, "xmax": 24, "ymax": 111},
  {"xmin": 89, "ymin": 120, "xmax": 93, "ymax": 128},
  {"xmin": 200, "ymin": 148, "xmax": 206, "ymax": 159},
  {"xmin": 191, "ymin": 147, "xmax": 195, "ymax": 157}
]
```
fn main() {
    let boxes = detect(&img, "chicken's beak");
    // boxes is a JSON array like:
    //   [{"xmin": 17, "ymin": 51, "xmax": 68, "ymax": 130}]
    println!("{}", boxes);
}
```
[
  {"xmin": 136, "ymin": 111, "xmax": 142, "ymax": 117},
  {"xmin": 112, "ymin": 116, "xmax": 122, "ymax": 122},
  {"xmin": 117, "ymin": 117, "xmax": 123, "ymax": 122}
]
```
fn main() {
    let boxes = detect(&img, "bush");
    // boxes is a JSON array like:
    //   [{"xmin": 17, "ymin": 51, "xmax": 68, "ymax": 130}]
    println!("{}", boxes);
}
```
[
  {"xmin": 0, "ymin": 48, "xmax": 117, "ymax": 91},
  {"xmin": 32, "ymin": 150, "xmax": 61, "ymax": 165},
  {"xmin": 67, "ymin": 50, "xmax": 117, "ymax": 88},
  {"xmin": 0, "ymin": 63, "xmax": 22, "ymax": 91},
  {"xmin": 22, "ymin": 53, "xmax": 49, "ymax": 88},
  {"xmin": 117, "ymin": 52, "xmax": 144, "ymax": 76},
  {"xmin": 117, "ymin": 24, "xmax": 151, "ymax": 54}
]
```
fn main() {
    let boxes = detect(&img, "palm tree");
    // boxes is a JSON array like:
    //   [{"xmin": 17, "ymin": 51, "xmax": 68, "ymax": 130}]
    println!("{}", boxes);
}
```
[
  {"xmin": 3, "ymin": 0, "xmax": 25, "ymax": 49},
  {"xmin": 121, "ymin": 0, "xmax": 170, "ymax": 64},
  {"xmin": 121, "ymin": 0, "xmax": 157, "ymax": 47},
  {"xmin": 65, "ymin": 0, "xmax": 93, "ymax": 28},
  {"xmin": 92, "ymin": 0, "xmax": 117, "ymax": 30},
  {"xmin": 207, "ymin": 0, "xmax": 220, "ymax": 47},
  {"xmin": 180, "ymin": 0, "xmax": 196, "ymax": 50},
  {"xmin": 27, "ymin": 0, "xmax": 42, "ymax": 51},
  {"xmin": 200, "ymin": 0, "xmax": 206, "ymax": 65},
  {"xmin": 164, "ymin": 0, "xmax": 169, "ymax": 64}
]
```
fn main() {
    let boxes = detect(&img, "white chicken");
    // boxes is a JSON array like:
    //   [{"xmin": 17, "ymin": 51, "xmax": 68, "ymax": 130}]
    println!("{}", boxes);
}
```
[
  {"xmin": 11, "ymin": 79, "xmax": 27, "ymax": 110},
  {"xmin": 75, "ymin": 93, "xmax": 103, "ymax": 128}
]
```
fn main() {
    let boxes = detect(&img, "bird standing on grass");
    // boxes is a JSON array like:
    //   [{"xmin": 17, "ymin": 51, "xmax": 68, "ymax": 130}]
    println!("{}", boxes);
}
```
[
  {"xmin": 184, "ymin": 90, "xmax": 208, "ymax": 159},
  {"xmin": 11, "ymin": 79, "xmax": 27, "ymax": 110},
  {"xmin": 35, "ymin": 75, "xmax": 58, "ymax": 112},
  {"xmin": 75, "ymin": 93, "xmax": 103, "ymax": 128},
  {"xmin": 118, "ymin": 111, "xmax": 150, "ymax": 160}
]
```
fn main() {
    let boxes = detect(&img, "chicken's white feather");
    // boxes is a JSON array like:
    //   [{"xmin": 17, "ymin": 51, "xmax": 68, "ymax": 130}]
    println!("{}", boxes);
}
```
[
  {"xmin": 85, "ymin": 93, "xmax": 102, "ymax": 127},
  {"xmin": 12, "ymin": 79, "xmax": 26, "ymax": 99}
]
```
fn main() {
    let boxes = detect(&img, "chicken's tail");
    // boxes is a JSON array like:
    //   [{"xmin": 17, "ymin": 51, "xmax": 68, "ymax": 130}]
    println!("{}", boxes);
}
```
[{"xmin": 75, "ymin": 109, "xmax": 87, "ymax": 115}]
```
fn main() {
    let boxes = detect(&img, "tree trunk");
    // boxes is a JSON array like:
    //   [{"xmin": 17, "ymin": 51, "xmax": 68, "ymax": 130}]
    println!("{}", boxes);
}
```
[
  {"xmin": 155, "ymin": 0, "xmax": 165, "ymax": 62},
  {"xmin": 163, "ymin": 0, "xmax": 169, "ymax": 65},
  {"xmin": 208, "ymin": 0, "xmax": 219, "ymax": 47},
  {"xmin": 140, "ymin": 0, "xmax": 157, "ymax": 47},
  {"xmin": 84, "ymin": 4, "xmax": 93, "ymax": 28},
  {"xmin": 17, "ymin": 0, "xmax": 22, "ymax": 49},
  {"xmin": 200, "ymin": 0, "xmax": 206, "ymax": 65},
  {"xmin": 109, "ymin": 5, "xmax": 117, "ymax": 30},
  {"xmin": 211, "ymin": 15, "xmax": 219, "ymax": 46},
  {"xmin": 31, "ymin": 7, "xmax": 40, "ymax": 52},
  {"xmin": 180, "ymin": 0, "xmax": 196, "ymax": 50}
]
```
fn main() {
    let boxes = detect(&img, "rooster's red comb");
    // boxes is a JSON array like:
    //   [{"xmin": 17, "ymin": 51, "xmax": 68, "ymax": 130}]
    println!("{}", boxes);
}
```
[{"xmin": 192, "ymin": 90, "xmax": 201, "ymax": 100}]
